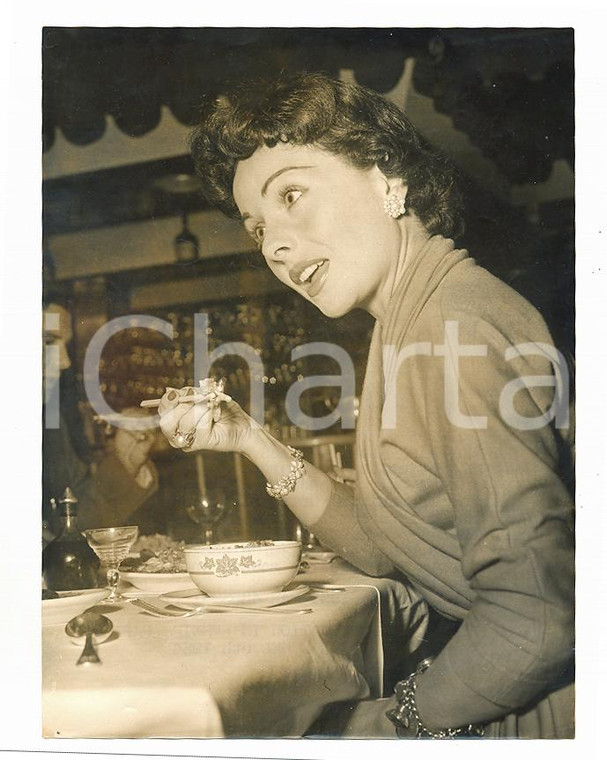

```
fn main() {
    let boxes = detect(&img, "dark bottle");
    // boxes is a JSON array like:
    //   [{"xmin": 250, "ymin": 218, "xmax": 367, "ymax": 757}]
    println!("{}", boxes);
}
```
[{"xmin": 42, "ymin": 487, "xmax": 100, "ymax": 591}]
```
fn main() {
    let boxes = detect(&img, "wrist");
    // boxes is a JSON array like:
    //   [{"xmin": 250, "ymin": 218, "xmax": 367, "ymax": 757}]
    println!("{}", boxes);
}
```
[
  {"xmin": 265, "ymin": 445, "xmax": 305, "ymax": 499},
  {"xmin": 239, "ymin": 424, "xmax": 282, "ymax": 463},
  {"xmin": 240, "ymin": 428, "xmax": 332, "ymax": 523},
  {"xmin": 386, "ymin": 658, "xmax": 485, "ymax": 739}
]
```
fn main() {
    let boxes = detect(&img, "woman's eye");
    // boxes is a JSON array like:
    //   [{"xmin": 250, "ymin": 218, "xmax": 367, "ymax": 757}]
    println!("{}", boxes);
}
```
[{"xmin": 283, "ymin": 189, "xmax": 302, "ymax": 207}]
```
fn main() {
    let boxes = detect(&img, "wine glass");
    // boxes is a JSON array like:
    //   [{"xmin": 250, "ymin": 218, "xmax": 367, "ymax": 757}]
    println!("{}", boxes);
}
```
[
  {"xmin": 82, "ymin": 525, "xmax": 139, "ymax": 602},
  {"xmin": 185, "ymin": 490, "xmax": 229, "ymax": 545},
  {"xmin": 294, "ymin": 522, "xmax": 321, "ymax": 551}
]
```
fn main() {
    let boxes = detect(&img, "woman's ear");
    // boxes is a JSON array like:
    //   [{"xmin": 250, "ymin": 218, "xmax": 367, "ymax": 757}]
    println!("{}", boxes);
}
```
[
  {"xmin": 372, "ymin": 164, "xmax": 408, "ymax": 204},
  {"xmin": 385, "ymin": 176, "xmax": 408, "ymax": 204}
]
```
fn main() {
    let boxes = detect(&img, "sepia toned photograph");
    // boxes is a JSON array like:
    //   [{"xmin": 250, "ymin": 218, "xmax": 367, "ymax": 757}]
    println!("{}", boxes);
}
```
[{"xmin": 39, "ymin": 26, "xmax": 574, "ymax": 742}]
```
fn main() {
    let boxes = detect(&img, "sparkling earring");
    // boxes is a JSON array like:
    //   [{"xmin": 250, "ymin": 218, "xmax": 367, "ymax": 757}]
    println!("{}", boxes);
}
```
[{"xmin": 384, "ymin": 195, "xmax": 407, "ymax": 219}]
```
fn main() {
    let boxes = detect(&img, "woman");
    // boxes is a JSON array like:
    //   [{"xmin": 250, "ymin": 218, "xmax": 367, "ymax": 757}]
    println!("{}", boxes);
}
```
[{"xmin": 158, "ymin": 73, "xmax": 574, "ymax": 738}]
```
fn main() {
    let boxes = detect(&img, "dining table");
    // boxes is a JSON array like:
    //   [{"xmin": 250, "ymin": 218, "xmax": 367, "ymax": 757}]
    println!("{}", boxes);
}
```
[{"xmin": 42, "ymin": 557, "xmax": 426, "ymax": 739}]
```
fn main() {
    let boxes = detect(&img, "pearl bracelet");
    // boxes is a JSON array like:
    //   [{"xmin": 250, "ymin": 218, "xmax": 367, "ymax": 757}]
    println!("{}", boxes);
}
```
[{"xmin": 265, "ymin": 446, "xmax": 306, "ymax": 499}]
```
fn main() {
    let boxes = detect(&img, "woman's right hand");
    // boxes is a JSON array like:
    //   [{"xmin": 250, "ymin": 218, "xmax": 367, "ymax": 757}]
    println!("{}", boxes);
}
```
[
  {"xmin": 157, "ymin": 386, "xmax": 259, "ymax": 455},
  {"xmin": 157, "ymin": 387, "xmax": 334, "ymax": 529}
]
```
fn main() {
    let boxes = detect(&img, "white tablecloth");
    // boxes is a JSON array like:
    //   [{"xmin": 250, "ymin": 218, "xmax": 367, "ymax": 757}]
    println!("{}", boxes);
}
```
[{"xmin": 42, "ymin": 560, "xmax": 424, "ymax": 738}]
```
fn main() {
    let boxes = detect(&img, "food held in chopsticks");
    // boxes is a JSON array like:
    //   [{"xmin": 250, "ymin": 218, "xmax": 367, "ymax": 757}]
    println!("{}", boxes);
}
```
[
  {"xmin": 196, "ymin": 378, "xmax": 231, "ymax": 422},
  {"xmin": 140, "ymin": 377, "xmax": 231, "ymax": 421}
]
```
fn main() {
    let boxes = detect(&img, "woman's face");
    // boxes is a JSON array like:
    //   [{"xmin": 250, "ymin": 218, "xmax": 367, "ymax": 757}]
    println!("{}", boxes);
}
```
[{"xmin": 233, "ymin": 143, "xmax": 404, "ymax": 319}]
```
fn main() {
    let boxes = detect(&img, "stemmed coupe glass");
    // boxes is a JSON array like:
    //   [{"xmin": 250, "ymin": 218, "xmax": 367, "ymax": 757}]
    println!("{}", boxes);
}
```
[
  {"xmin": 185, "ymin": 490, "xmax": 229, "ymax": 545},
  {"xmin": 82, "ymin": 525, "xmax": 139, "ymax": 602}
]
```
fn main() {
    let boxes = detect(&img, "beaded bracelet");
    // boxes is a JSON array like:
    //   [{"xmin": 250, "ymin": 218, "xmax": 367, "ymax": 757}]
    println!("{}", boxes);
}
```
[
  {"xmin": 265, "ymin": 446, "xmax": 306, "ymax": 499},
  {"xmin": 386, "ymin": 657, "xmax": 485, "ymax": 739}
]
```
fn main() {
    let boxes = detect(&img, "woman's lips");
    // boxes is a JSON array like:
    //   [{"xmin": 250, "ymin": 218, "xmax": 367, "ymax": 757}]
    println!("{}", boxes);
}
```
[{"xmin": 289, "ymin": 258, "xmax": 329, "ymax": 298}]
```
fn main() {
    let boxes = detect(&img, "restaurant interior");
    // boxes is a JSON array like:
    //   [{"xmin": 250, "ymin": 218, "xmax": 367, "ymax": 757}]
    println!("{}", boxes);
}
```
[
  {"xmin": 42, "ymin": 26, "xmax": 574, "ymax": 545},
  {"xmin": 36, "ymin": 26, "xmax": 578, "ymax": 741}
]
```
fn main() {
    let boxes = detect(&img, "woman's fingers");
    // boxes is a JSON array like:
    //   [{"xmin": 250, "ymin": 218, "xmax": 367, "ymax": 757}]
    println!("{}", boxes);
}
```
[
  {"xmin": 158, "ymin": 388, "xmax": 192, "ymax": 444},
  {"xmin": 158, "ymin": 386, "xmax": 218, "ymax": 450},
  {"xmin": 157, "ymin": 387, "xmax": 180, "ymax": 414},
  {"xmin": 177, "ymin": 402, "xmax": 213, "ymax": 434}
]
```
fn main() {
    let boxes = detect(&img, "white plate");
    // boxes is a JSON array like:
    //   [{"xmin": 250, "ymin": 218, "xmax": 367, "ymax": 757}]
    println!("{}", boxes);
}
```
[
  {"xmin": 160, "ymin": 584, "xmax": 310, "ymax": 609},
  {"xmin": 42, "ymin": 588, "xmax": 108, "ymax": 626},
  {"xmin": 121, "ymin": 571, "xmax": 197, "ymax": 594}
]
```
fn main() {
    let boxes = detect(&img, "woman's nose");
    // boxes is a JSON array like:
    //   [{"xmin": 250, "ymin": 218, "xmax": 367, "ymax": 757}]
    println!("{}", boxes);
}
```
[
  {"xmin": 262, "ymin": 224, "xmax": 293, "ymax": 262},
  {"xmin": 266, "ymin": 245, "xmax": 290, "ymax": 261}
]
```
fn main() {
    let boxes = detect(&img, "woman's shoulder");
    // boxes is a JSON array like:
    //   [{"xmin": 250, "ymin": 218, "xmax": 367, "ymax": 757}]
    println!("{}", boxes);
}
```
[{"xmin": 433, "ymin": 258, "xmax": 554, "ymax": 345}]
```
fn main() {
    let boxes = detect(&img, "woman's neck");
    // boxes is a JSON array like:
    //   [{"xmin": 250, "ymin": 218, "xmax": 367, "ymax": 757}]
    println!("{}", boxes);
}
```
[{"xmin": 368, "ymin": 214, "xmax": 432, "ymax": 324}]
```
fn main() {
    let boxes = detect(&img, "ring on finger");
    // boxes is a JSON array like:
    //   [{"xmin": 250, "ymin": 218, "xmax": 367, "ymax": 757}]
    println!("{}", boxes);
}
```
[{"xmin": 172, "ymin": 427, "xmax": 196, "ymax": 449}]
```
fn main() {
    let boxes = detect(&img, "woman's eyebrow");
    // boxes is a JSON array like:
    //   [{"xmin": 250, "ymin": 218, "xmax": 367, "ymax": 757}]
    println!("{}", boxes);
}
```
[
  {"xmin": 261, "ymin": 165, "xmax": 313, "ymax": 196},
  {"xmin": 239, "ymin": 165, "xmax": 315, "ymax": 220}
]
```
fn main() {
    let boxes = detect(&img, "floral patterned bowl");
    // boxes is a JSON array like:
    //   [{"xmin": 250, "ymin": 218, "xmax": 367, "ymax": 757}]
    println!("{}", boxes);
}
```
[{"xmin": 183, "ymin": 540, "xmax": 302, "ymax": 596}]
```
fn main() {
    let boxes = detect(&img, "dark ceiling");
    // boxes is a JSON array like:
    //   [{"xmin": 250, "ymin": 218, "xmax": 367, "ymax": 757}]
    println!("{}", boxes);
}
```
[{"xmin": 43, "ymin": 155, "xmax": 205, "ymax": 236}]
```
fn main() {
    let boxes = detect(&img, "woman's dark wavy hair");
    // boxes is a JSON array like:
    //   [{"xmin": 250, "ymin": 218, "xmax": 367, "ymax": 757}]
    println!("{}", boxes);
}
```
[{"xmin": 189, "ymin": 71, "xmax": 464, "ymax": 239}]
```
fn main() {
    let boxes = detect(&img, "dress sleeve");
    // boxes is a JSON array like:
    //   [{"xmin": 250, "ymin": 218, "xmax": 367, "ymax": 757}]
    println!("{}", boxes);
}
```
[
  {"xmin": 413, "ymin": 314, "xmax": 574, "ymax": 729},
  {"xmin": 309, "ymin": 479, "xmax": 396, "ymax": 577}
]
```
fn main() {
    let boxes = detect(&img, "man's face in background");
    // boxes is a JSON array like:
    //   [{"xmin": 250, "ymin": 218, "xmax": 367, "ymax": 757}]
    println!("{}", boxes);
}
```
[{"xmin": 44, "ymin": 303, "xmax": 72, "ymax": 399}]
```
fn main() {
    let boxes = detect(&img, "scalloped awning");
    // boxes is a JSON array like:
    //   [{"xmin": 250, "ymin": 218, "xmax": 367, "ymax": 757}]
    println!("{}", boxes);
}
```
[{"xmin": 43, "ymin": 27, "xmax": 573, "ymax": 186}]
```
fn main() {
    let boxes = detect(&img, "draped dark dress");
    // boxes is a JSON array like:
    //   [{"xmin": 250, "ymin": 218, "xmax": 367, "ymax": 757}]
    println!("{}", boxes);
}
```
[{"xmin": 311, "ymin": 236, "xmax": 574, "ymax": 738}]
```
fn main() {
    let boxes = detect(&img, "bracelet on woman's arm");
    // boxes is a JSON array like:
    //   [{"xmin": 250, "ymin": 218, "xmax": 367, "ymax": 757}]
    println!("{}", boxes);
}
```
[
  {"xmin": 265, "ymin": 446, "xmax": 306, "ymax": 499},
  {"xmin": 386, "ymin": 657, "xmax": 485, "ymax": 739}
]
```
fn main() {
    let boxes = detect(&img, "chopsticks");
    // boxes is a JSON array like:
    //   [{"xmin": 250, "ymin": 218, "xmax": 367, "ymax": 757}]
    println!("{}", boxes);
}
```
[
  {"xmin": 140, "ymin": 394, "xmax": 217, "ymax": 408},
  {"xmin": 141, "ymin": 379, "xmax": 232, "ymax": 409}
]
